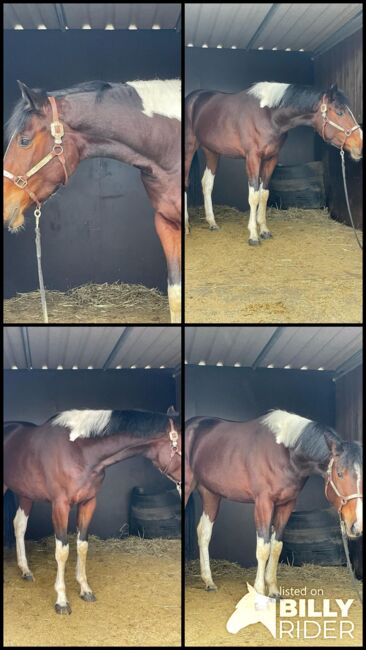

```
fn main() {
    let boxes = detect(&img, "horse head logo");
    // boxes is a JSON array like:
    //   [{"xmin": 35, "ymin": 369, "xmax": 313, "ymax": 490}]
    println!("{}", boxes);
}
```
[{"xmin": 226, "ymin": 582, "xmax": 277, "ymax": 638}]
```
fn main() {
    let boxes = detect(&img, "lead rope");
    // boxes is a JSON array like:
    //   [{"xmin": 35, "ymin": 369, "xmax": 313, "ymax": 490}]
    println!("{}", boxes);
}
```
[
  {"xmin": 338, "ymin": 516, "xmax": 362, "ymax": 604},
  {"xmin": 339, "ymin": 147, "xmax": 363, "ymax": 250},
  {"xmin": 34, "ymin": 207, "xmax": 49, "ymax": 323}
]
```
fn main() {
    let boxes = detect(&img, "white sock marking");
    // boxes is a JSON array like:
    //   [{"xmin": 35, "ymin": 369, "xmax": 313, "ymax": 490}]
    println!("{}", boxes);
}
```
[
  {"xmin": 254, "ymin": 534, "xmax": 271, "ymax": 595},
  {"xmin": 197, "ymin": 512, "xmax": 215, "ymax": 588},
  {"xmin": 201, "ymin": 167, "xmax": 218, "ymax": 228},
  {"xmin": 76, "ymin": 532, "xmax": 93, "ymax": 596},
  {"xmin": 168, "ymin": 283, "xmax": 181, "ymax": 323},
  {"xmin": 265, "ymin": 531, "xmax": 283, "ymax": 594},
  {"xmin": 248, "ymin": 185, "xmax": 260, "ymax": 240},
  {"xmin": 55, "ymin": 539, "xmax": 69, "ymax": 607},
  {"xmin": 14, "ymin": 507, "xmax": 31, "ymax": 577}
]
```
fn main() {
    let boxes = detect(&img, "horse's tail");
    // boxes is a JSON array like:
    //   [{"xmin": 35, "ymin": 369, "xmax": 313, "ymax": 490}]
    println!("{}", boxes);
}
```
[
  {"xmin": 3, "ymin": 489, "xmax": 17, "ymax": 547},
  {"xmin": 185, "ymin": 494, "xmax": 196, "ymax": 560}
]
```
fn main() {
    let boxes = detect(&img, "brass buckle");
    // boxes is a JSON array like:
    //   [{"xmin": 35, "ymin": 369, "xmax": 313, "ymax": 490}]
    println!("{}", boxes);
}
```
[
  {"xmin": 52, "ymin": 144, "xmax": 64, "ymax": 155},
  {"xmin": 50, "ymin": 121, "xmax": 64, "ymax": 144},
  {"xmin": 320, "ymin": 103, "xmax": 327, "ymax": 115},
  {"xmin": 14, "ymin": 176, "xmax": 28, "ymax": 189}
]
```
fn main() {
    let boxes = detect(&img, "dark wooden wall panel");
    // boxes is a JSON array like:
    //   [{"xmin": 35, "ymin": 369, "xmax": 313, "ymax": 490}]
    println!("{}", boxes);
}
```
[{"xmin": 336, "ymin": 364, "xmax": 363, "ymax": 443}]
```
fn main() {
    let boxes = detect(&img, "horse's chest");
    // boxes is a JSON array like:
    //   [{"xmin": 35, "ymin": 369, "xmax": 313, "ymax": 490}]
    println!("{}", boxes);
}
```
[{"xmin": 72, "ymin": 472, "xmax": 105, "ymax": 504}]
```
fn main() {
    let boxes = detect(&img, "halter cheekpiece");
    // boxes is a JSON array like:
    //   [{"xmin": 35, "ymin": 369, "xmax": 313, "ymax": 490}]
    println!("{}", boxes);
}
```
[{"xmin": 159, "ymin": 418, "xmax": 182, "ymax": 494}]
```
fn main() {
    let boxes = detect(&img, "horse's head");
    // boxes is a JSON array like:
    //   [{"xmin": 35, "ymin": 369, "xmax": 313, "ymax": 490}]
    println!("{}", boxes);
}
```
[
  {"xmin": 324, "ymin": 430, "xmax": 362, "ymax": 538},
  {"xmin": 227, "ymin": 583, "xmax": 276, "ymax": 636},
  {"xmin": 314, "ymin": 84, "xmax": 362, "ymax": 161},
  {"xmin": 4, "ymin": 81, "xmax": 79, "ymax": 232}
]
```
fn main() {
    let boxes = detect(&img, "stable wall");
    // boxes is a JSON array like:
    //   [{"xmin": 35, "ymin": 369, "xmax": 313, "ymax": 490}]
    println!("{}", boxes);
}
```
[
  {"xmin": 185, "ymin": 47, "xmax": 315, "ymax": 211},
  {"xmin": 185, "ymin": 365, "xmax": 335, "ymax": 565},
  {"xmin": 4, "ymin": 30, "xmax": 180, "ymax": 297},
  {"xmin": 4, "ymin": 369, "xmax": 177, "ymax": 539}
]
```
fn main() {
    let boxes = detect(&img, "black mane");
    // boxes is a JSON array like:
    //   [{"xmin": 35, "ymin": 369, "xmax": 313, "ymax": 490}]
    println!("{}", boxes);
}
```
[
  {"xmin": 293, "ymin": 420, "xmax": 362, "ymax": 469},
  {"xmin": 100, "ymin": 409, "xmax": 180, "ymax": 439},
  {"xmin": 279, "ymin": 84, "xmax": 349, "ymax": 113}
]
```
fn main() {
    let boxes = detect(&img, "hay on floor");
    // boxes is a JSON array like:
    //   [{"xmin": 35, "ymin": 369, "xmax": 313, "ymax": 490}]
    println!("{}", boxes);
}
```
[
  {"xmin": 4, "ymin": 534, "xmax": 181, "ymax": 647},
  {"xmin": 4, "ymin": 282, "xmax": 170, "ymax": 324},
  {"xmin": 185, "ymin": 559, "xmax": 363, "ymax": 647},
  {"xmin": 185, "ymin": 206, "xmax": 362, "ymax": 323}
]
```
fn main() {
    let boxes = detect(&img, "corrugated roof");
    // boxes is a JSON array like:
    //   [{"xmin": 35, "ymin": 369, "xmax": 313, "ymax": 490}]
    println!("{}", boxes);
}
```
[
  {"xmin": 185, "ymin": 3, "xmax": 362, "ymax": 55},
  {"xmin": 4, "ymin": 3, "xmax": 181, "ymax": 30},
  {"xmin": 185, "ymin": 326, "xmax": 362, "ymax": 376},
  {"xmin": 4, "ymin": 326, "xmax": 181, "ymax": 370}
]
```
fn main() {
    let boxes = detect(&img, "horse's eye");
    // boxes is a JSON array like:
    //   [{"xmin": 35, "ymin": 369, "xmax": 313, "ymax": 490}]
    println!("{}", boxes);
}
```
[
  {"xmin": 336, "ymin": 110, "xmax": 344, "ymax": 117},
  {"xmin": 337, "ymin": 471, "xmax": 343, "ymax": 478},
  {"xmin": 19, "ymin": 136, "xmax": 31, "ymax": 147}
]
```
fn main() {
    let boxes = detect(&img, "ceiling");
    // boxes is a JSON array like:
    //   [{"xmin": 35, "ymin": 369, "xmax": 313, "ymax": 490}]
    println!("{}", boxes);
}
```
[
  {"xmin": 4, "ymin": 3, "xmax": 181, "ymax": 30},
  {"xmin": 185, "ymin": 3, "xmax": 363, "ymax": 55},
  {"xmin": 185, "ymin": 326, "xmax": 362, "ymax": 377},
  {"xmin": 4, "ymin": 326, "xmax": 181, "ymax": 370}
]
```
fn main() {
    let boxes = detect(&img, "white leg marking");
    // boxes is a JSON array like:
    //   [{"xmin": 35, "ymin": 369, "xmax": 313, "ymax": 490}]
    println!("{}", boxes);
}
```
[
  {"xmin": 254, "ymin": 534, "xmax": 271, "ymax": 595},
  {"xmin": 14, "ymin": 508, "xmax": 32, "ymax": 579},
  {"xmin": 248, "ymin": 185, "xmax": 260, "ymax": 242},
  {"xmin": 197, "ymin": 512, "xmax": 216, "ymax": 590},
  {"xmin": 76, "ymin": 532, "xmax": 94, "ymax": 599},
  {"xmin": 55, "ymin": 539, "xmax": 70, "ymax": 609},
  {"xmin": 168, "ymin": 283, "xmax": 181, "ymax": 323},
  {"xmin": 185, "ymin": 192, "xmax": 190, "ymax": 234},
  {"xmin": 202, "ymin": 168, "xmax": 219, "ymax": 229},
  {"xmin": 256, "ymin": 182, "xmax": 271, "ymax": 237},
  {"xmin": 265, "ymin": 531, "xmax": 283, "ymax": 596}
]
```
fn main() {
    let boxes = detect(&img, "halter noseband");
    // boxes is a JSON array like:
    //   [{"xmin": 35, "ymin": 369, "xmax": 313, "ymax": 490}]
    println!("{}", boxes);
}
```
[
  {"xmin": 325, "ymin": 457, "xmax": 363, "ymax": 514},
  {"xmin": 3, "ymin": 96, "xmax": 68, "ymax": 209},
  {"xmin": 159, "ymin": 418, "xmax": 182, "ymax": 495},
  {"xmin": 320, "ymin": 95, "xmax": 361, "ymax": 150}
]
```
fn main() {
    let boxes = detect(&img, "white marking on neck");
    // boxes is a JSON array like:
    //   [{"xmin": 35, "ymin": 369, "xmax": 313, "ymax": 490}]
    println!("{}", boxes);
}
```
[
  {"xmin": 261, "ymin": 409, "xmax": 311, "ymax": 447},
  {"xmin": 355, "ymin": 463, "xmax": 362, "ymax": 531},
  {"xmin": 53, "ymin": 409, "xmax": 112, "ymax": 441},
  {"xmin": 248, "ymin": 82, "xmax": 290, "ymax": 108},
  {"xmin": 127, "ymin": 79, "xmax": 181, "ymax": 121}
]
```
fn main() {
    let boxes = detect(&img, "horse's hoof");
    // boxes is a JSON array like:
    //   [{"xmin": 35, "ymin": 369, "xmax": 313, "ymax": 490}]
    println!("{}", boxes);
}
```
[
  {"xmin": 260, "ymin": 231, "xmax": 273, "ymax": 239},
  {"xmin": 22, "ymin": 572, "xmax": 34, "ymax": 581},
  {"xmin": 248, "ymin": 238, "xmax": 260, "ymax": 246},
  {"xmin": 81, "ymin": 592, "xmax": 96, "ymax": 602},
  {"xmin": 205, "ymin": 584, "xmax": 218, "ymax": 592},
  {"xmin": 209, "ymin": 224, "xmax": 220, "ymax": 231},
  {"xmin": 55, "ymin": 602, "xmax": 72, "ymax": 615}
]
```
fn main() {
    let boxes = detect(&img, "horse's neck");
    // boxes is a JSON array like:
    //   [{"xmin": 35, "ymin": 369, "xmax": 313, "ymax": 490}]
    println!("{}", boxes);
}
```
[
  {"xmin": 88, "ymin": 433, "xmax": 159, "ymax": 469},
  {"xmin": 289, "ymin": 447, "xmax": 330, "ymax": 478},
  {"xmin": 272, "ymin": 107, "xmax": 316, "ymax": 134}
]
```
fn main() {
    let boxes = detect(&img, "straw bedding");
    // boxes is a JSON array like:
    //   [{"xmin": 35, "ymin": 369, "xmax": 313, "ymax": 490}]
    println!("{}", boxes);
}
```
[
  {"xmin": 4, "ymin": 282, "xmax": 170, "ymax": 324},
  {"xmin": 185, "ymin": 206, "xmax": 362, "ymax": 323},
  {"xmin": 185, "ymin": 559, "xmax": 362, "ymax": 647},
  {"xmin": 4, "ymin": 534, "xmax": 181, "ymax": 647}
]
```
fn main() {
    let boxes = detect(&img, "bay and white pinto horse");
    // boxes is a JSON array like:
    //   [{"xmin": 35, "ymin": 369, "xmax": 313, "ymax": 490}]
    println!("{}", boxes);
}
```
[
  {"xmin": 185, "ymin": 82, "xmax": 362, "ymax": 242},
  {"xmin": 4, "ymin": 79, "xmax": 181, "ymax": 322}
]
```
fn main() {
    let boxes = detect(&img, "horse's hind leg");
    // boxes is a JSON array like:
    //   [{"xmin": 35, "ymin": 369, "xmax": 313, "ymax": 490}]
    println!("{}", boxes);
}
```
[
  {"xmin": 154, "ymin": 211, "xmax": 181, "ymax": 323},
  {"xmin": 253, "ymin": 496, "xmax": 274, "ymax": 595},
  {"xmin": 14, "ymin": 496, "xmax": 33, "ymax": 580},
  {"xmin": 76, "ymin": 497, "xmax": 97, "ymax": 602},
  {"xmin": 184, "ymin": 132, "xmax": 198, "ymax": 235},
  {"xmin": 197, "ymin": 485, "xmax": 221, "ymax": 590},
  {"xmin": 257, "ymin": 156, "xmax": 278, "ymax": 239},
  {"xmin": 265, "ymin": 499, "xmax": 296, "ymax": 599},
  {"xmin": 201, "ymin": 147, "xmax": 220, "ymax": 230},
  {"xmin": 52, "ymin": 499, "xmax": 71, "ymax": 614}
]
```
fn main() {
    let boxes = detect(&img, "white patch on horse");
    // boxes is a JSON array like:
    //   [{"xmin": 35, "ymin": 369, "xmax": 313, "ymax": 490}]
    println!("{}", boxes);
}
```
[
  {"xmin": 168, "ymin": 283, "xmax": 181, "ymax": 323},
  {"xmin": 201, "ymin": 167, "xmax": 218, "ymax": 229},
  {"xmin": 248, "ymin": 82, "xmax": 290, "ymax": 108},
  {"xmin": 14, "ymin": 507, "xmax": 32, "ymax": 578},
  {"xmin": 197, "ymin": 511, "xmax": 216, "ymax": 590},
  {"xmin": 248, "ymin": 185, "xmax": 260, "ymax": 241},
  {"xmin": 127, "ymin": 79, "xmax": 181, "ymax": 121},
  {"xmin": 257, "ymin": 182, "xmax": 270, "ymax": 235},
  {"xmin": 76, "ymin": 532, "xmax": 93, "ymax": 598},
  {"xmin": 355, "ymin": 463, "xmax": 362, "ymax": 533},
  {"xmin": 53, "ymin": 409, "xmax": 112, "ymax": 441},
  {"xmin": 261, "ymin": 410, "xmax": 311, "ymax": 447}
]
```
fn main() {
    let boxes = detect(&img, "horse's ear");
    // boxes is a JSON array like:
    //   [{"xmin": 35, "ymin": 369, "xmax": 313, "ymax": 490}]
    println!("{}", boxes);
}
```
[
  {"xmin": 324, "ymin": 430, "xmax": 343, "ymax": 456},
  {"xmin": 327, "ymin": 83, "xmax": 338, "ymax": 101},
  {"xmin": 17, "ymin": 80, "xmax": 45, "ymax": 111},
  {"xmin": 167, "ymin": 405, "xmax": 178, "ymax": 416},
  {"xmin": 247, "ymin": 582, "xmax": 255, "ymax": 594}
]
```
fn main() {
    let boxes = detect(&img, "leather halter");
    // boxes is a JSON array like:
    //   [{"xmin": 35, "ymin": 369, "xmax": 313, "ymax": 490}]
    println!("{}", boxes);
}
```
[
  {"xmin": 325, "ymin": 457, "xmax": 363, "ymax": 514},
  {"xmin": 3, "ymin": 96, "xmax": 68, "ymax": 209},
  {"xmin": 320, "ymin": 95, "xmax": 361, "ymax": 150},
  {"xmin": 159, "ymin": 418, "xmax": 182, "ymax": 494}
]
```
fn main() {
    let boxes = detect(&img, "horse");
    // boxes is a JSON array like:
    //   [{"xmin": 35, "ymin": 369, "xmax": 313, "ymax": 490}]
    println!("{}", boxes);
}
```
[
  {"xmin": 184, "ymin": 409, "xmax": 362, "ymax": 597},
  {"xmin": 4, "ymin": 407, "xmax": 181, "ymax": 614},
  {"xmin": 184, "ymin": 82, "xmax": 362, "ymax": 242},
  {"xmin": 3, "ymin": 79, "xmax": 181, "ymax": 322}
]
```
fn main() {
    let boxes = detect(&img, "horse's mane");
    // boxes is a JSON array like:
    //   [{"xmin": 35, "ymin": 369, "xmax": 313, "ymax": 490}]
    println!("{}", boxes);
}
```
[{"xmin": 279, "ymin": 84, "xmax": 349, "ymax": 112}]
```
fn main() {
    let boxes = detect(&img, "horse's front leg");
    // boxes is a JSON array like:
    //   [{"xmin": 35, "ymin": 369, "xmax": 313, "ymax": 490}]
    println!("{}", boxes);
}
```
[
  {"xmin": 246, "ymin": 155, "xmax": 262, "ymax": 245},
  {"xmin": 52, "ymin": 499, "xmax": 71, "ymax": 614},
  {"xmin": 154, "ymin": 212, "xmax": 181, "ymax": 323},
  {"xmin": 197, "ymin": 486, "xmax": 221, "ymax": 591},
  {"xmin": 76, "ymin": 497, "xmax": 97, "ymax": 602},
  {"xmin": 253, "ymin": 496, "xmax": 274, "ymax": 595},
  {"xmin": 14, "ymin": 496, "xmax": 33, "ymax": 580},
  {"xmin": 257, "ymin": 156, "xmax": 278, "ymax": 239},
  {"xmin": 265, "ymin": 499, "xmax": 296, "ymax": 599}
]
